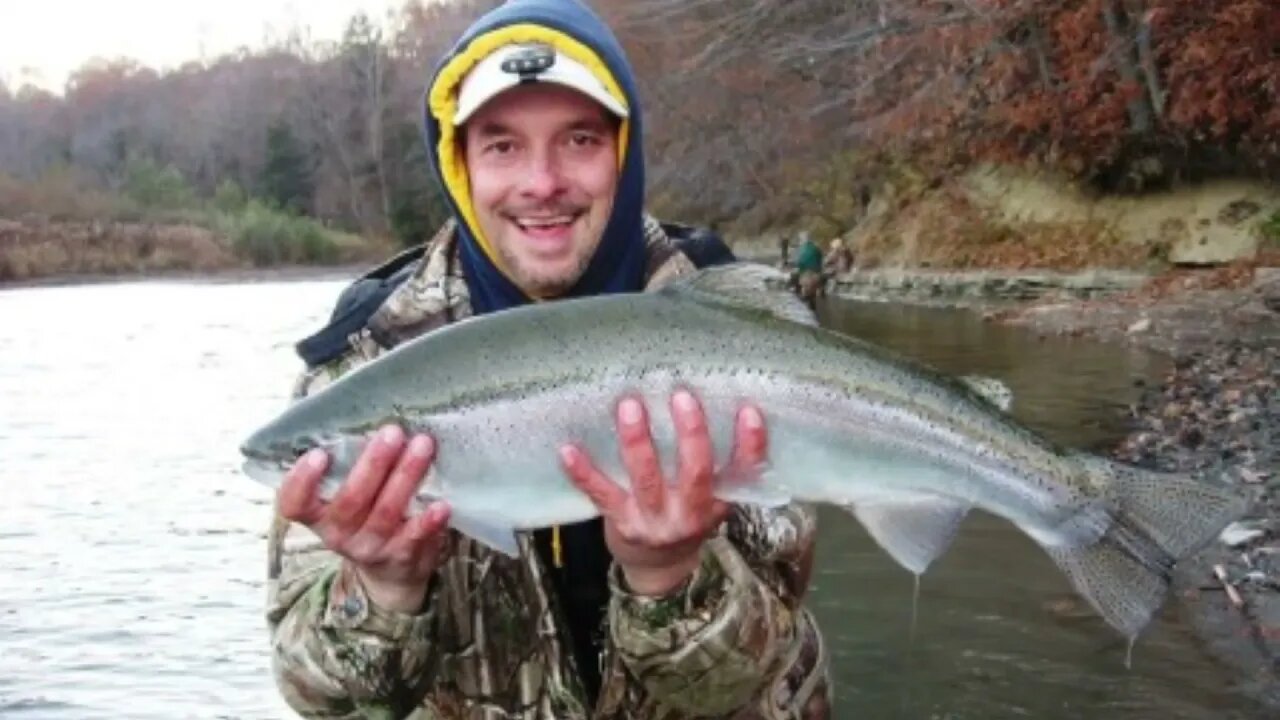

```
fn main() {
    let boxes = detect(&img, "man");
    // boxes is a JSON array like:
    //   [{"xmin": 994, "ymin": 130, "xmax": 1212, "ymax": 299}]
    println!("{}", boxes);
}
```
[
  {"xmin": 790, "ymin": 231, "xmax": 825, "ymax": 309},
  {"xmin": 266, "ymin": 1, "xmax": 830, "ymax": 717},
  {"xmin": 823, "ymin": 238, "xmax": 854, "ymax": 275}
]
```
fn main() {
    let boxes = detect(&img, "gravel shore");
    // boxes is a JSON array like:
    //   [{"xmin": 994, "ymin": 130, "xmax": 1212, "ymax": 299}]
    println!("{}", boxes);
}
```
[
  {"xmin": 999, "ymin": 265, "xmax": 1280, "ymax": 709},
  {"xmin": 1112, "ymin": 342, "xmax": 1280, "ymax": 709}
]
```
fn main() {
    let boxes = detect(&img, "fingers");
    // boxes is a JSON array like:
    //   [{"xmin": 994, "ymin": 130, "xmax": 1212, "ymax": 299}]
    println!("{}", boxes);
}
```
[
  {"xmin": 359, "ymin": 435, "xmax": 435, "ymax": 541},
  {"xmin": 731, "ymin": 403, "xmax": 769, "ymax": 469},
  {"xmin": 326, "ymin": 425, "xmax": 406, "ymax": 535},
  {"xmin": 560, "ymin": 445, "xmax": 628, "ymax": 516},
  {"xmin": 381, "ymin": 501, "xmax": 452, "ymax": 570},
  {"xmin": 616, "ymin": 396, "xmax": 666, "ymax": 515},
  {"xmin": 671, "ymin": 390, "xmax": 716, "ymax": 512},
  {"xmin": 278, "ymin": 448, "xmax": 329, "ymax": 525}
]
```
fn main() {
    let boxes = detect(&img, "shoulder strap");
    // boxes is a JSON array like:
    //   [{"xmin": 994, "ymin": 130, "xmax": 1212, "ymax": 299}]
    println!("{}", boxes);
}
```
[
  {"xmin": 294, "ymin": 245, "xmax": 424, "ymax": 369},
  {"xmin": 661, "ymin": 221, "xmax": 737, "ymax": 268}
]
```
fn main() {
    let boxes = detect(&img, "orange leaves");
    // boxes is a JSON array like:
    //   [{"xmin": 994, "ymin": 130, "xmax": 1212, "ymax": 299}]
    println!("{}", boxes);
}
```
[{"xmin": 1157, "ymin": 0, "xmax": 1279, "ymax": 141}]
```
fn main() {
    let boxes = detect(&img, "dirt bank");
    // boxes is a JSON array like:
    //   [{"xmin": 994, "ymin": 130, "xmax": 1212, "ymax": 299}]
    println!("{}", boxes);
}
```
[
  {"xmin": 843, "ymin": 167, "xmax": 1280, "ymax": 272},
  {"xmin": 0, "ymin": 215, "xmax": 390, "ymax": 285},
  {"xmin": 993, "ymin": 264, "xmax": 1280, "ymax": 356},
  {"xmin": 0, "ymin": 217, "xmax": 240, "ymax": 282}
]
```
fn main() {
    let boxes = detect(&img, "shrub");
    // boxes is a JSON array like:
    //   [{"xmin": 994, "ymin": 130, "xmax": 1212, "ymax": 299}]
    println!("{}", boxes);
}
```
[
  {"xmin": 121, "ymin": 157, "xmax": 196, "ymax": 210},
  {"xmin": 222, "ymin": 200, "xmax": 339, "ymax": 266},
  {"xmin": 1260, "ymin": 211, "xmax": 1280, "ymax": 248}
]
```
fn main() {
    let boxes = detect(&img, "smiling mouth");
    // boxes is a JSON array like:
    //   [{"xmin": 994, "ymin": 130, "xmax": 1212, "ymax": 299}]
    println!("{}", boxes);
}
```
[{"xmin": 510, "ymin": 213, "xmax": 581, "ymax": 232}]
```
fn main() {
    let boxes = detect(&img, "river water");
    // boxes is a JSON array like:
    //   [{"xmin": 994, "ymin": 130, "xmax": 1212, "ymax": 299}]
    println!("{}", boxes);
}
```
[{"xmin": 0, "ymin": 279, "xmax": 1264, "ymax": 718}]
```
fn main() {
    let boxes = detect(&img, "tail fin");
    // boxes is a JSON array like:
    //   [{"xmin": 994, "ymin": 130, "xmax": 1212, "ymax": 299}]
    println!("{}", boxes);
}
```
[{"xmin": 1046, "ymin": 457, "xmax": 1250, "ymax": 638}]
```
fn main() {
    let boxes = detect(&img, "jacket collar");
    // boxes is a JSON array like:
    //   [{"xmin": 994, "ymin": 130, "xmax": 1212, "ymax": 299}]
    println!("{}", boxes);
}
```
[{"xmin": 367, "ymin": 215, "xmax": 695, "ymax": 350}]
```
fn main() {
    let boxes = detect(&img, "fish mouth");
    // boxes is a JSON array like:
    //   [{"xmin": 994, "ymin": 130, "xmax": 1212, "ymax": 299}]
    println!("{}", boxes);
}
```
[
  {"xmin": 239, "ymin": 433, "xmax": 307, "ymax": 487},
  {"xmin": 241, "ymin": 456, "xmax": 290, "ymax": 486}
]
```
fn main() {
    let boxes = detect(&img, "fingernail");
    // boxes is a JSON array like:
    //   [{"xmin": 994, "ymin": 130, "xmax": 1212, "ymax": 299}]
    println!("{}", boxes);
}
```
[
  {"xmin": 674, "ymin": 390, "xmax": 697, "ymax": 414},
  {"xmin": 304, "ymin": 448, "xmax": 328, "ymax": 469},
  {"xmin": 742, "ymin": 405, "xmax": 764, "ymax": 430},
  {"xmin": 429, "ymin": 503, "xmax": 451, "ymax": 524},
  {"xmin": 379, "ymin": 425, "xmax": 403, "ymax": 445},
  {"xmin": 558, "ymin": 446, "xmax": 576, "ymax": 465},
  {"xmin": 408, "ymin": 435, "xmax": 432, "ymax": 457},
  {"xmin": 619, "ymin": 398, "xmax": 643, "ymax": 424}
]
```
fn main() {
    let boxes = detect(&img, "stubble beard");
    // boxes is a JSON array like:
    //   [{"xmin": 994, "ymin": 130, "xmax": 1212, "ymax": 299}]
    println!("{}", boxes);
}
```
[{"xmin": 499, "ymin": 242, "xmax": 596, "ymax": 298}]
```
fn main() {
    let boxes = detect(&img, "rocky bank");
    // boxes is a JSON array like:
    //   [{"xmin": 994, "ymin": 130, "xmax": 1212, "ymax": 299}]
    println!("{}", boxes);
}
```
[
  {"xmin": 1114, "ymin": 342, "xmax": 1280, "ymax": 709},
  {"xmin": 935, "ymin": 264, "xmax": 1280, "ymax": 709}
]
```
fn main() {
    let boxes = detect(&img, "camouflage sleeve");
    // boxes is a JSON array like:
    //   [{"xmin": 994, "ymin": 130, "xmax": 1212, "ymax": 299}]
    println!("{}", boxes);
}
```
[
  {"xmin": 266, "ymin": 515, "xmax": 442, "ymax": 718},
  {"xmin": 265, "ymin": 360, "xmax": 443, "ymax": 719},
  {"xmin": 607, "ymin": 503, "xmax": 828, "ymax": 716}
]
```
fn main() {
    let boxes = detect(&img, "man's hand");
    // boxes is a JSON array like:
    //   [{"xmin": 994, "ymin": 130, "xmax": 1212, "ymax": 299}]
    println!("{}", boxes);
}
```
[
  {"xmin": 559, "ymin": 390, "xmax": 768, "ymax": 596},
  {"xmin": 278, "ymin": 425, "xmax": 451, "ymax": 614}
]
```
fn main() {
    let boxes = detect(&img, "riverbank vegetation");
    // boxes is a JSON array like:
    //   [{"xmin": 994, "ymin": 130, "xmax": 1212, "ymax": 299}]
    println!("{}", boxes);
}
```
[
  {"xmin": 1, "ymin": 0, "xmax": 1276, "ymax": 281},
  {"xmin": 0, "ymin": 162, "xmax": 388, "ymax": 282}
]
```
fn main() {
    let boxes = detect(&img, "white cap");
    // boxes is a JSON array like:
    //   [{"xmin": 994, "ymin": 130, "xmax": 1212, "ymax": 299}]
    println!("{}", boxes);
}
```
[{"xmin": 453, "ymin": 43, "xmax": 629, "ymax": 126}]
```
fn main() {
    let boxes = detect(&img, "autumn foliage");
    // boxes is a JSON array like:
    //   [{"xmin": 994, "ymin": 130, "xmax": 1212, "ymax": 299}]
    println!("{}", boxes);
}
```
[{"xmin": 0, "ymin": 0, "xmax": 1276, "ymax": 243}]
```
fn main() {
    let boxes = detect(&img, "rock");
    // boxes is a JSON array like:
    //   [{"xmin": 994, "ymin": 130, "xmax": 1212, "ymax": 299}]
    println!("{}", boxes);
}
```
[
  {"xmin": 1241, "ymin": 468, "xmax": 1271, "ymax": 484},
  {"xmin": 1179, "ymin": 424, "xmax": 1206, "ymax": 448},
  {"xmin": 1127, "ymin": 316, "xmax": 1152, "ymax": 334},
  {"xmin": 1221, "ymin": 521, "xmax": 1269, "ymax": 548}
]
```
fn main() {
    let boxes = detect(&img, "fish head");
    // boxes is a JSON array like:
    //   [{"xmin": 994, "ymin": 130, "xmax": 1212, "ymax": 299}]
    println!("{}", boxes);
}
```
[{"xmin": 238, "ymin": 392, "xmax": 396, "ymax": 499}]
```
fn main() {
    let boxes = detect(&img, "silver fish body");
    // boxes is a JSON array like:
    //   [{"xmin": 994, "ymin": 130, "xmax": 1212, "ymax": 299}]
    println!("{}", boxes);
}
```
[{"xmin": 241, "ymin": 264, "xmax": 1247, "ymax": 640}]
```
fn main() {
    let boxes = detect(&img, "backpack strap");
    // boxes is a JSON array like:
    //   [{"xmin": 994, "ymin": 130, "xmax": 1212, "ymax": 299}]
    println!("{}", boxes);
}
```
[
  {"xmin": 661, "ymin": 221, "xmax": 737, "ymax": 268},
  {"xmin": 293, "ymin": 245, "xmax": 424, "ymax": 369}
]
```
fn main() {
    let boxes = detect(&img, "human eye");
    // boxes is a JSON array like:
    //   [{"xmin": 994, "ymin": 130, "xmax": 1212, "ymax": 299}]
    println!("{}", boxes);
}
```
[
  {"xmin": 567, "ymin": 130, "xmax": 603, "ymax": 149},
  {"xmin": 482, "ymin": 137, "xmax": 519, "ymax": 157}
]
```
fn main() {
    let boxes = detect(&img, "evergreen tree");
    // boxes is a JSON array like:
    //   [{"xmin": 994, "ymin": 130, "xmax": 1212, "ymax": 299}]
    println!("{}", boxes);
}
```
[{"xmin": 259, "ymin": 121, "xmax": 314, "ymax": 215}]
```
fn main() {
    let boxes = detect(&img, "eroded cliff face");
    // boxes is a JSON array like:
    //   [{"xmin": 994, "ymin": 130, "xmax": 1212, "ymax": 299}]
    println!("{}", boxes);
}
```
[{"xmin": 845, "ymin": 165, "xmax": 1280, "ymax": 270}]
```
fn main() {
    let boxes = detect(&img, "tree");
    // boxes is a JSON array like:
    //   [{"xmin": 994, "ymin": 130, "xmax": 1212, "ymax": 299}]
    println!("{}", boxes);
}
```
[{"xmin": 259, "ymin": 121, "xmax": 314, "ymax": 214}]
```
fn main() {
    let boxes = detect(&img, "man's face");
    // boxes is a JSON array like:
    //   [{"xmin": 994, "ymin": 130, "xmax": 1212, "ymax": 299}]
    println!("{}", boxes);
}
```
[{"xmin": 463, "ymin": 84, "xmax": 619, "ymax": 297}]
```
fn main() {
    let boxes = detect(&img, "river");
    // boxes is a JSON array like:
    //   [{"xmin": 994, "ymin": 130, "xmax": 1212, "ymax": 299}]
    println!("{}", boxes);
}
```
[{"xmin": 0, "ymin": 279, "xmax": 1263, "ymax": 718}]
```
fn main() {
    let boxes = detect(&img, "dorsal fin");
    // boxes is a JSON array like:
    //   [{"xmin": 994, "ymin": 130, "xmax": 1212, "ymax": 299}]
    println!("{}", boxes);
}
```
[{"xmin": 666, "ymin": 262, "xmax": 818, "ymax": 326}]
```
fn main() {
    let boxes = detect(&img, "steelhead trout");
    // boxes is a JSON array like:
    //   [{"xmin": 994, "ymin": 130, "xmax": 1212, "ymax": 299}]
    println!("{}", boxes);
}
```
[{"xmin": 241, "ymin": 263, "xmax": 1248, "ymax": 640}]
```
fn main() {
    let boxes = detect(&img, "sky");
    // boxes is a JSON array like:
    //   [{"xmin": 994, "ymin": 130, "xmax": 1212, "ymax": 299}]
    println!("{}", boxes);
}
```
[{"xmin": 0, "ymin": 0, "xmax": 411, "ymax": 93}]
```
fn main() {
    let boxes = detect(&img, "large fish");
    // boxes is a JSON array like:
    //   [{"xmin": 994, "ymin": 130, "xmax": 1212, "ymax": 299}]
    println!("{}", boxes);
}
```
[{"xmin": 241, "ymin": 263, "xmax": 1248, "ymax": 640}]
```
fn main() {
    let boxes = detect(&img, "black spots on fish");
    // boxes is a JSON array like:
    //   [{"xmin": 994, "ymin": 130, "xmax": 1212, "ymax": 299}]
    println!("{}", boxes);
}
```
[{"xmin": 390, "ymin": 403, "xmax": 410, "ymax": 424}]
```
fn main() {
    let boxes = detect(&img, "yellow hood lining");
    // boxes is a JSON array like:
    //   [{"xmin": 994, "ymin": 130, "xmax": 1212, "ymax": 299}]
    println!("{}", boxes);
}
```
[{"xmin": 426, "ymin": 23, "xmax": 631, "ymax": 283}]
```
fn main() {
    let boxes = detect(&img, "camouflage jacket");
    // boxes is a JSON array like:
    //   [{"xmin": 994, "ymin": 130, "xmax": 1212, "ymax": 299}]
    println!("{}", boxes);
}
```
[{"xmin": 265, "ymin": 217, "xmax": 832, "ymax": 719}]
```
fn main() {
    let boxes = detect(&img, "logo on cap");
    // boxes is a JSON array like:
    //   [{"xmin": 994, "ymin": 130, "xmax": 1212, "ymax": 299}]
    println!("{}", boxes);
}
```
[{"xmin": 501, "ymin": 44, "xmax": 556, "ymax": 82}]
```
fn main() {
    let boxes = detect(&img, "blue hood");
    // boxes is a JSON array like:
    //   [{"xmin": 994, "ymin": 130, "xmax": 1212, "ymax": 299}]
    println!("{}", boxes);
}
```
[{"xmin": 422, "ymin": 0, "xmax": 647, "ymax": 315}]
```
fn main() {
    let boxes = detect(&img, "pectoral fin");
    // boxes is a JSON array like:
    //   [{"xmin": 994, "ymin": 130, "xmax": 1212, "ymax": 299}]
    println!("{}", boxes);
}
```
[{"xmin": 847, "ymin": 494, "xmax": 970, "ymax": 574}]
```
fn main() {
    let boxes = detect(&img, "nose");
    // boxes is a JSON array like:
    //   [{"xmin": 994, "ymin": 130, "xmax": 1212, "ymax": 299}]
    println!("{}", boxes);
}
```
[{"xmin": 519, "ymin": 150, "xmax": 567, "ymax": 201}]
